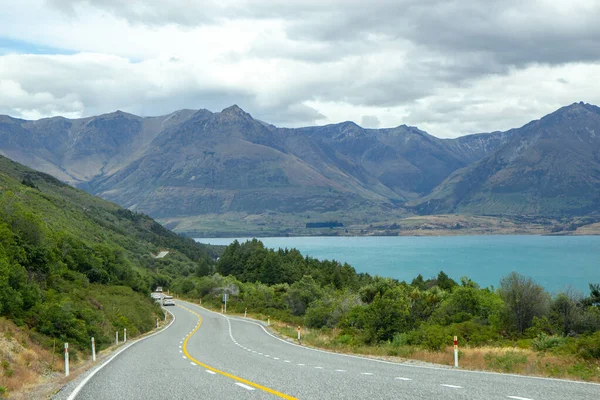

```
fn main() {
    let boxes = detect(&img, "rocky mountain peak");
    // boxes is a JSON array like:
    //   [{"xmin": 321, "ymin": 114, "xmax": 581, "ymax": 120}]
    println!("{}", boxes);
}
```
[{"xmin": 220, "ymin": 104, "xmax": 252, "ymax": 120}]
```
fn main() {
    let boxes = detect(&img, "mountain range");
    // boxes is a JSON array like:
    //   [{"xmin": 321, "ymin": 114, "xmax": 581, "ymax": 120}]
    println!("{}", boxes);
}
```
[{"xmin": 0, "ymin": 102, "xmax": 598, "ymax": 235}]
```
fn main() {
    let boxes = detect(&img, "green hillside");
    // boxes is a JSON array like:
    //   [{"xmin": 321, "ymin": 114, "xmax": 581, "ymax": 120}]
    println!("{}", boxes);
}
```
[{"xmin": 0, "ymin": 154, "xmax": 216, "ymax": 353}]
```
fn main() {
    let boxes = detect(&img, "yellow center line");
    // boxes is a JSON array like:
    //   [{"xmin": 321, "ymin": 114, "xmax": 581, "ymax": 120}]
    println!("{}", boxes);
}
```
[{"xmin": 179, "ymin": 304, "xmax": 298, "ymax": 400}]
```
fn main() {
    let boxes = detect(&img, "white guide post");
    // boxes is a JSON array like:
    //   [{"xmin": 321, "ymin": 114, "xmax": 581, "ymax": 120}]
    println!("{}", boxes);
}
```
[
  {"xmin": 244, "ymin": 308, "xmax": 247, "ymax": 318},
  {"xmin": 124, "ymin": 328, "xmax": 127, "ymax": 342},
  {"xmin": 156, "ymin": 318, "xmax": 159, "ymax": 328},
  {"xmin": 91, "ymin": 337, "xmax": 96, "ymax": 362},
  {"xmin": 297, "ymin": 326, "xmax": 301, "ymax": 341},
  {"xmin": 267, "ymin": 316, "xmax": 270, "ymax": 326},
  {"xmin": 453, "ymin": 336, "xmax": 458, "ymax": 368},
  {"xmin": 116, "ymin": 331, "xmax": 119, "ymax": 345},
  {"xmin": 64, "ymin": 343, "xmax": 69, "ymax": 376}
]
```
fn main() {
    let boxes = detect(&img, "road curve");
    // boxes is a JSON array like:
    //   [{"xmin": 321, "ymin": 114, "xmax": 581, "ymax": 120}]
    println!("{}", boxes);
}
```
[{"xmin": 55, "ymin": 300, "xmax": 600, "ymax": 400}]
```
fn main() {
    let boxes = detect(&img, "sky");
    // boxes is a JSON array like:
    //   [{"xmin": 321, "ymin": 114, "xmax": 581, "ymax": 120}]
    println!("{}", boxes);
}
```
[{"xmin": 0, "ymin": 0, "xmax": 599, "ymax": 138}]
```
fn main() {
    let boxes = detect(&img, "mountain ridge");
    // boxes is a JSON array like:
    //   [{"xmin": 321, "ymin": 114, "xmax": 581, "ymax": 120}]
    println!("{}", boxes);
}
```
[{"xmin": 1, "ymin": 102, "xmax": 597, "ymax": 234}]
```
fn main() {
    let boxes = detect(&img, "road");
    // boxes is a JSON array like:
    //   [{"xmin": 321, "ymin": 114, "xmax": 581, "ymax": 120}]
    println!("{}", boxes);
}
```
[{"xmin": 55, "ymin": 300, "xmax": 600, "ymax": 399}]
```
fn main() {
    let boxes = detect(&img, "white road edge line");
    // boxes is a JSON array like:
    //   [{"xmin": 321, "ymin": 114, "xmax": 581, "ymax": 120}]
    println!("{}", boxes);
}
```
[
  {"xmin": 190, "ymin": 301, "xmax": 600, "ymax": 387},
  {"xmin": 66, "ymin": 309, "xmax": 176, "ymax": 400},
  {"xmin": 507, "ymin": 397, "xmax": 534, "ymax": 400},
  {"xmin": 235, "ymin": 382, "xmax": 255, "ymax": 391}
]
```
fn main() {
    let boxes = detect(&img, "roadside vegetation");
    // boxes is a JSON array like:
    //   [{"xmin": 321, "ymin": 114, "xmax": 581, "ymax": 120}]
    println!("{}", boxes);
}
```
[
  {"xmin": 174, "ymin": 239, "xmax": 600, "ymax": 382},
  {"xmin": 0, "ymin": 156, "xmax": 215, "ymax": 396}
]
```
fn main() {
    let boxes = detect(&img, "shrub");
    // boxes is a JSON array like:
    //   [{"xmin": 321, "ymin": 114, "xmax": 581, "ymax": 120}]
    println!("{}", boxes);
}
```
[
  {"xmin": 411, "ymin": 324, "xmax": 450, "ymax": 351},
  {"xmin": 531, "ymin": 333, "xmax": 566, "ymax": 351},
  {"xmin": 577, "ymin": 332, "xmax": 600, "ymax": 360}
]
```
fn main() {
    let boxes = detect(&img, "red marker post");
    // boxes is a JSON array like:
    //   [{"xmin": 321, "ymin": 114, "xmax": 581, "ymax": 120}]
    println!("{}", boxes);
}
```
[{"xmin": 453, "ymin": 336, "xmax": 458, "ymax": 368}]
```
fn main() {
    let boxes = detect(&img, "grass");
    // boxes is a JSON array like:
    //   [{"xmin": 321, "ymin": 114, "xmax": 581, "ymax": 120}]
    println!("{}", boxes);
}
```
[{"xmin": 267, "ymin": 322, "xmax": 600, "ymax": 382}]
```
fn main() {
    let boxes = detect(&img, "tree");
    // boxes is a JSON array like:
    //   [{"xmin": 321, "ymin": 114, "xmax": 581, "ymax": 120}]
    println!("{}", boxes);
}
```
[
  {"xmin": 550, "ymin": 292, "xmax": 581, "ymax": 335},
  {"xmin": 285, "ymin": 275, "xmax": 323, "ymax": 316},
  {"xmin": 499, "ymin": 272, "xmax": 549, "ymax": 334}
]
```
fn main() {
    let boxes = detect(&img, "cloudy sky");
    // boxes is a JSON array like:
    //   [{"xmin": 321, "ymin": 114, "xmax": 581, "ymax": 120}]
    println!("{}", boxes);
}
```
[{"xmin": 1, "ymin": 0, "xmax": 599, "ymax": 137}]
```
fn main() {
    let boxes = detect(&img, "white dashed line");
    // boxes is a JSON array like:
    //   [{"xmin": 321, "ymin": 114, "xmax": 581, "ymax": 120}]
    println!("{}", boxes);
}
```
[
  {"xmin": 315, "ymin": 366, "xmax": 324, "ymax": 369},
  {"xmin": 297, "ymin": 363, "xmax": 305, "ymax": 366},
  {"xmin": 265, "ymin": 355, "xmax": 271, "ymax": 357},
  {"xmin": 507, "ymin": 397, "xmax": 534, "ymax": 400},
  {"xmin": 284, "ymin": 360, "xmax": 291, "ymax": 363},
  {"xmin": 273, "ymin": 357, "xmax": 280, "ymax": 360},
  {"xmin": 182, "ymin": 356, "xmax": 186, "ymax": 359},
  {"xmin": 205, "ymin": 370, "xmax": 217, "ymax": 375},
  {"xmin": 335, "ymin": 369, "xmax": 346, "ymax": 372},
  {"xmin": 235, "ymin": 382, "xmax": 255, "ymax": 391},
  {"xmin": 178, "ymin": 346, "xmax": 182, "ymax": 349},
  {"xmin": 190, "ymin": 362, "xmax": 196, "ymax": 366},
  {"xmin": 179, "ymin": 350, "xmax": 182, "ymax": 353},
  {"xmin": 395, "ymin": 377, "xmax": 412, "ymax": 381},
  {"xmin": 361, "ymin": 372, "xmax": 374, "ymax": 375},
  {"xmin": 441, "ymin": 384, "xmax": 462, "ymax": 389}
]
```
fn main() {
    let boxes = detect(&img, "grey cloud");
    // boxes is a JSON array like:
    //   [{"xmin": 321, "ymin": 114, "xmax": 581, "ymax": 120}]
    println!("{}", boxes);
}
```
[
  {"xmin": 49, "ymin": 1, "xmax": 600, "ymax": 85},
  {"xmin": 361, "ymin": 115, "xmax": 380, "ymax": 128}
]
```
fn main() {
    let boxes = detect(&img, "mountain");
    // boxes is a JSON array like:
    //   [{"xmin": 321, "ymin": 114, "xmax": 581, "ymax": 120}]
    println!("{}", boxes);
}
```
[
  {"xmin": 410, "ymin": 102, "xmax": 600, "ymax": 216},
  {"xmin": 0, "ymin": 105, "xmax": 511, "ymax": 234}
]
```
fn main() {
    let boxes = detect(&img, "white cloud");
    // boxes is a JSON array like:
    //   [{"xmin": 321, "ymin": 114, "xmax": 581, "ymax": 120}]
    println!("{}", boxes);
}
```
[{"xmin": 0, "ymin": 0, "xmax": 599, "ymax": 137}]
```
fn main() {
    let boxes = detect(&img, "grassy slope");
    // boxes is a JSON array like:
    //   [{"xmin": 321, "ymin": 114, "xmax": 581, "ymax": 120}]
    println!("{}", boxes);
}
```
[{"xmin": 0, "ymin": 155, "xmax": 216, "ymax": 396}]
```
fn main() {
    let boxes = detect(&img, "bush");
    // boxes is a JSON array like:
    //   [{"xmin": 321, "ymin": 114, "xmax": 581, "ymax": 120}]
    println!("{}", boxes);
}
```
[
  {"xmin": 577, "ymin": 332, "xmax": 600, "ymax": 360},
  {"xmin": 531, "ymin": 333, "xmax": 566, "ymax": 351},
  {"xmin": 410, "ymin": 324, "xmax": 450, "ymax": 351}
]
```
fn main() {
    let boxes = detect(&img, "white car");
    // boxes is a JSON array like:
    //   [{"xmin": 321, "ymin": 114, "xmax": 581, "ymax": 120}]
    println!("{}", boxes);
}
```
[{"xmin": 162, "ymin": 296, "xmax": 175, "ymax": 306}]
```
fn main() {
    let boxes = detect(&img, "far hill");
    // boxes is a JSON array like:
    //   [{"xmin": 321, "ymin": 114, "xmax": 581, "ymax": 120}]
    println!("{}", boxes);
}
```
[
  {"xmin": 0, "ymin": 105, "xmax": 511, "ymax": 235},
  {"xmin": 409, "ymin": 102, "xmax": 600, "ymax": 216}
]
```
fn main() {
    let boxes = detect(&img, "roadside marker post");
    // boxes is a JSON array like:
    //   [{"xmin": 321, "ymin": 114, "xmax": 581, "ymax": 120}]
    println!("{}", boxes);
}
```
[
  {"xmin": 267, "ymin": 316, "xmax": 270, "ymax": 326},
  {"xmin": 297, "ymin": 326, "xmax": 301, "ymax": 341},
  {"xmin": 115, "ymin": 331, "xmax": 119, "ymax": 345},
  {"xmin": 453, "ymin": 336, "xmax": 458, "ymax": 368},
  {"xmin": 156, "ymin": 318, "xmax": 159, "ymax": 328},
  {"xmin": 64, "ymin": 343, "xmax": 69, "ymax": 376},
  {"xmin": 244, "ymin": 308, "xmax": 247, "ymax": 318},
  {"xmin": 124, "ymin": 328, "xmax": 127, "ymax": 342},
  {"xmin": 223, "ymin": 293, "xmax": 228, "ymax": 313},
  {"xmin": 91, "ymin": 337, "xmax": 96, "ymax": 362}
]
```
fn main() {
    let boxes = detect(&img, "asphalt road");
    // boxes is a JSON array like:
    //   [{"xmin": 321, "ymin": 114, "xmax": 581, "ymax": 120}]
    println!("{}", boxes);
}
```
[{"xmin": 55, "ymin": 300, "xmax": 600, "ymax": 399}]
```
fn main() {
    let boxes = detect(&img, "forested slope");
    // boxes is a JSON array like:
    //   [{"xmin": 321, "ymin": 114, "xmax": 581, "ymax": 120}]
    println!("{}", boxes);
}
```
[{"xmin": 0, "ymin": 154, "xmax": 216, "ymax": 355}]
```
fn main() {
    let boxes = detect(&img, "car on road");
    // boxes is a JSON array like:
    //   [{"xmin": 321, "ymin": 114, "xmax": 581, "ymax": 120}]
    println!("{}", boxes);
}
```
[{"xmin": 162, "ymin": 296, "xmax": 175, "ymax": 306}]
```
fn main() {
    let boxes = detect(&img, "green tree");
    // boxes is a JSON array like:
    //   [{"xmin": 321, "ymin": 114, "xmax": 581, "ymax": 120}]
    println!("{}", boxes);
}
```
[{"xmin": 499, "ymin": 272, "xmax": 549, "ymax": 334}]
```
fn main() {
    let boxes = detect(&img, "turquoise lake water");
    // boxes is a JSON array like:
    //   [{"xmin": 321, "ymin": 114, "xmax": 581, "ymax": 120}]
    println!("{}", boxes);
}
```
[{"xmin": 194, "ymin": 236, "xmax": 600, "ymax": 293}]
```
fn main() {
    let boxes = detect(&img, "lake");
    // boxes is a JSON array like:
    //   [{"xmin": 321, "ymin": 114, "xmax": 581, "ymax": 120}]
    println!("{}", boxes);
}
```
[{"xmin": 194, "ymin": 236, "xmax": 600, "ymax": 294}]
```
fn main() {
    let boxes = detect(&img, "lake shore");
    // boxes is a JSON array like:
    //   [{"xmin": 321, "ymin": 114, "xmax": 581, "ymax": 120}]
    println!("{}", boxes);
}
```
[{"xmin": 180, "ymin": 214, "xmax": 600, "ymax": 238}]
